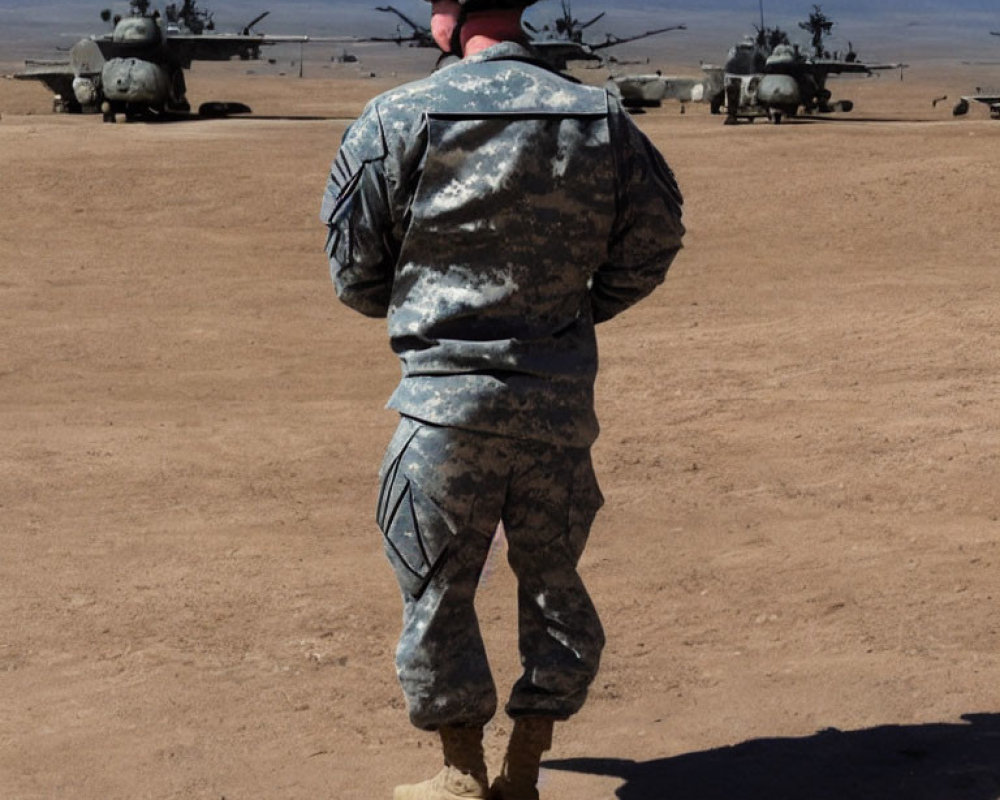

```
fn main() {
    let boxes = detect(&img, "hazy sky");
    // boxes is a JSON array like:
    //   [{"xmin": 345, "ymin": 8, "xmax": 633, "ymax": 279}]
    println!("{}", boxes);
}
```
[{"xmin": 1, "ymin": 0, "xmax": 997, "ymax": 62}]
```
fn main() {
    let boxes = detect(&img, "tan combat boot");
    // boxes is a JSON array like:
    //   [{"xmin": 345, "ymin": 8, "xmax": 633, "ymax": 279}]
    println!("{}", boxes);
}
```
[
  {"xmin": 489, "ymin": 717, "xmax": 555, "ymax": 800},
  {"xmin": 394, "ymin": 726, "xmax": 490, "ymax": 800}
]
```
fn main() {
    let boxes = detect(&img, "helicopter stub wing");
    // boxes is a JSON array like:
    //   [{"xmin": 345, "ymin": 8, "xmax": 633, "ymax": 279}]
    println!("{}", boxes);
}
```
[
  {"xmin": 169, "ymin": 32, "xmax": 357, "ymax": 44},
  {"xmin": 811, "ymin": 59, "xmax": 876, "ymax": 76},
  {"xmin": 13, "ymin": 60, "xmax": 71, "ymax": 78},
  {"xmin": 164, "ymin": 34, "xmax": 266, "ymax": 67},
  {"xmin": 167, "ymin": 32, "xmax": 305, "ymax": 55},
  {"xmin": 12, "ymin": 62, "xmax": 75, "ymax": 98},
  {"xmin": 812, "ymin": 59, "xmax": 907, "ymax": 77},
  {"xmin": 13, "ymin": 40, "xmax": 105, "ymax": 112},
  {"xmin": 163, "ymin": 32, "xmax": 354, "ymax": 67}
]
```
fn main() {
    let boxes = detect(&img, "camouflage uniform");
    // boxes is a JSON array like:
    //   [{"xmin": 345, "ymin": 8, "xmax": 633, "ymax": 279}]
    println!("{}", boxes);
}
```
[{"xmin": 322, "ymin": 42, "xmax": 683, "ymax": 731}]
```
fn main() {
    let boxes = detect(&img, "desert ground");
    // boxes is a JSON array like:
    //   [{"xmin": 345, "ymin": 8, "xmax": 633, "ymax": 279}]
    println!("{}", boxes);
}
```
[{"xmin": 2, "ymin": 44, "xmax": 1000, "ymax": 800}]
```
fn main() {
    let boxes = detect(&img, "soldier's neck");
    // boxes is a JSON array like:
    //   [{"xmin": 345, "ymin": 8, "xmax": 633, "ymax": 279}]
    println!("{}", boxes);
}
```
[{"xmin": 461, "ymin": 10, "xmax": 526, "ymax": 56}]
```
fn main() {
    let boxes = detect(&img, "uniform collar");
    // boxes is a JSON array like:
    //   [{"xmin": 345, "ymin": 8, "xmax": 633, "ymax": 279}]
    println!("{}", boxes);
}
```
[{"xmin": 460, "ymin": 40, "xmax": 541, "ymax": 66}]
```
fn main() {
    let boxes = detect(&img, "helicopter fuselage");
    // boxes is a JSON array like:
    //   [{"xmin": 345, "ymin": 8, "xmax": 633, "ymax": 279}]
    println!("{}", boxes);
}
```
[
  {"xmin": 100, "ymin": 57, "xmax": 175, "ymax": 107},
  {"xmin": 16, "ymin": 6, "xmax": 300, "ymax": 121},
  {"xmin": 85, "ymin": 15, "xmax": 189, "ymax": 119},
  {"xmin": 720, "ymin": 42, "xmax": 855, "ymax": 123}
]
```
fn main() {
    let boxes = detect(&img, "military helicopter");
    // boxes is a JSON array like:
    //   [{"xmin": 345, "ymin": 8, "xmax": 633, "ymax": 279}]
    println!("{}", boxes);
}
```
[
  {"xmin": 368, "ymin": 0, "xmax": 684, "ymax": 71},
  {"xmin": 609, "ymin": 66, "xmax": 725, "ymax": 111},
  {"xmin": 952, "ymin": 32, "xmax": 1000, "ymax": 119},
  {"xmin": 715, "ymin": 5, "xmax": 905, "ymax": 125},
  {"xmin": 526, "ymin": 1, "xmax": 685, "ymax": 71},
  {"xmin": 952, "ymin": 92, "xmax": 1000, "ymax": 119},
  {"xmin": 370, "ymin": 5, "xmax": 435, "ymax": 48},
  {"xmin": 13, "ymin": 0, "xmax": 332, "ymax": 122}
]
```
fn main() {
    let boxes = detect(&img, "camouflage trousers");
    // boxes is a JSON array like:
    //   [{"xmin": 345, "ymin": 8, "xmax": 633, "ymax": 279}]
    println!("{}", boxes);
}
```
[{"xmin": 376, "ymin": 415, "xmax": 606, "ymax": 731}]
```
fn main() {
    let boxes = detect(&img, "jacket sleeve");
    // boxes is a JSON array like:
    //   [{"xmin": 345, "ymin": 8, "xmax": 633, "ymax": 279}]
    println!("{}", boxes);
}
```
[
  {"xmin": 321, "ymin": 103, "xmax": 397, "ymax": 318},
  {"xmin": 591, "ymin": 97, "xmax": 685, "ymax": 324}
]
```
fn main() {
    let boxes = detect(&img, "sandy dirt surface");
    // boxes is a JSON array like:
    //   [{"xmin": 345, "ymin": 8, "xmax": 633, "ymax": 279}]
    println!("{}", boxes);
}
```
[{"xmin": 2, "ymin": 49, "xmax": 1000, "ymax": 800}]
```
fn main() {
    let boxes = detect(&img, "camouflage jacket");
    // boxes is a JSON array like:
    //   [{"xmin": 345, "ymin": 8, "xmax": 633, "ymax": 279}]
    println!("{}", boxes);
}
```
[{"xmin": 322, "ymin": 42, "xmax": 684, "ymax": 447}]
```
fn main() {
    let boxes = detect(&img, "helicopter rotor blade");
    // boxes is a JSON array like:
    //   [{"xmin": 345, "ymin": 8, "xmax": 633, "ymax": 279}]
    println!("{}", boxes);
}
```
[
  {"xmin": 242, "ymin": 10, "xmax": 270, "ymax": 35},
  {"xmin": 578, "ymin": 12, "xmax": 606, "ymax": 30},
  {"xmin": 590, "ymin": 24, "xmax": 686, "ymax": 51}
]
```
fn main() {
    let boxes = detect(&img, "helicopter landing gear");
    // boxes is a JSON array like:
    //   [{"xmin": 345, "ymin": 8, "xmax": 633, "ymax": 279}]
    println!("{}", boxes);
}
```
[
  {"xmin": 724, "ymin": 78, "xmax": 741, "ymax": 126},
  {"xmin": 768, "ymin": 104, "xmax": 799, "ymax": 124}
]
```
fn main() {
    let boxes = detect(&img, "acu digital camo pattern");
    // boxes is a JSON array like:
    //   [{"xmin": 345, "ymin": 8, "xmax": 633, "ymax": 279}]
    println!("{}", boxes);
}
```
[
  {"xmin": 322, "ymin": 41, "xmax": 684, "ymax": 448},
  {"xmin": 377, "ymin": 417, "xmax": 605, "ymax": 729},
  {"xmin": 321, "ymin": 41, "xmax": 684, "ymax": 729}
]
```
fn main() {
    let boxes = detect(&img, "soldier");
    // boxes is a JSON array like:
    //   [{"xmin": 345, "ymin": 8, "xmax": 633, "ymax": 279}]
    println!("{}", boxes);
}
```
[{"xmin": 320, "ymin": 0, "xmax": 684, "ymax": 798}]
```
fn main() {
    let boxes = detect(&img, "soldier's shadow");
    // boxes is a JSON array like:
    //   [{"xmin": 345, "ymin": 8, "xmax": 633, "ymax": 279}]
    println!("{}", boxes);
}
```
[{"xmin": 543, "ymin": 713, "xmax": 1000, "ymax": 800}]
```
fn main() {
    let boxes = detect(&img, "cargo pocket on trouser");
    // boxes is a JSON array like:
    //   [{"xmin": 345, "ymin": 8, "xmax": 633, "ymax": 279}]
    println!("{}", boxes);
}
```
[
  {"xmin": 376, "ymin": 420, "xmax": 454, "ymax": 600},
  {"xmin": 565, "ymin": 452, "xmax": 604, "ymax": 563}
]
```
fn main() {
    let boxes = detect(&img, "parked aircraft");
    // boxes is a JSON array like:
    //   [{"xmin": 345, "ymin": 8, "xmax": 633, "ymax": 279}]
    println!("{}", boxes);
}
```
[
  {"xmin": 714, "ymin": 7, "xmax": 905, "ymax": 124},
  {"xmin": 953, "ymin": 32, "xmax": 1000, "ymax": 119},
  {"xmin": 369, "ymin": 0, "xmax": 684, "ymax": 71},
  {"xmin": 952, "ymin": 92, "xmax": 1000, "ymax": 119},
  {"xmin": 13, "ymin": 0, "xmax": 345, "ymax": 121}
]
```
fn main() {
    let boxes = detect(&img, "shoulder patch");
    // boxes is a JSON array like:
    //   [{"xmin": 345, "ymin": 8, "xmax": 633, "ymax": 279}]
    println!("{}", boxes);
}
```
[{"xmin": 321, "ymin": 104, "xmax": 389, "ymax": 223}]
